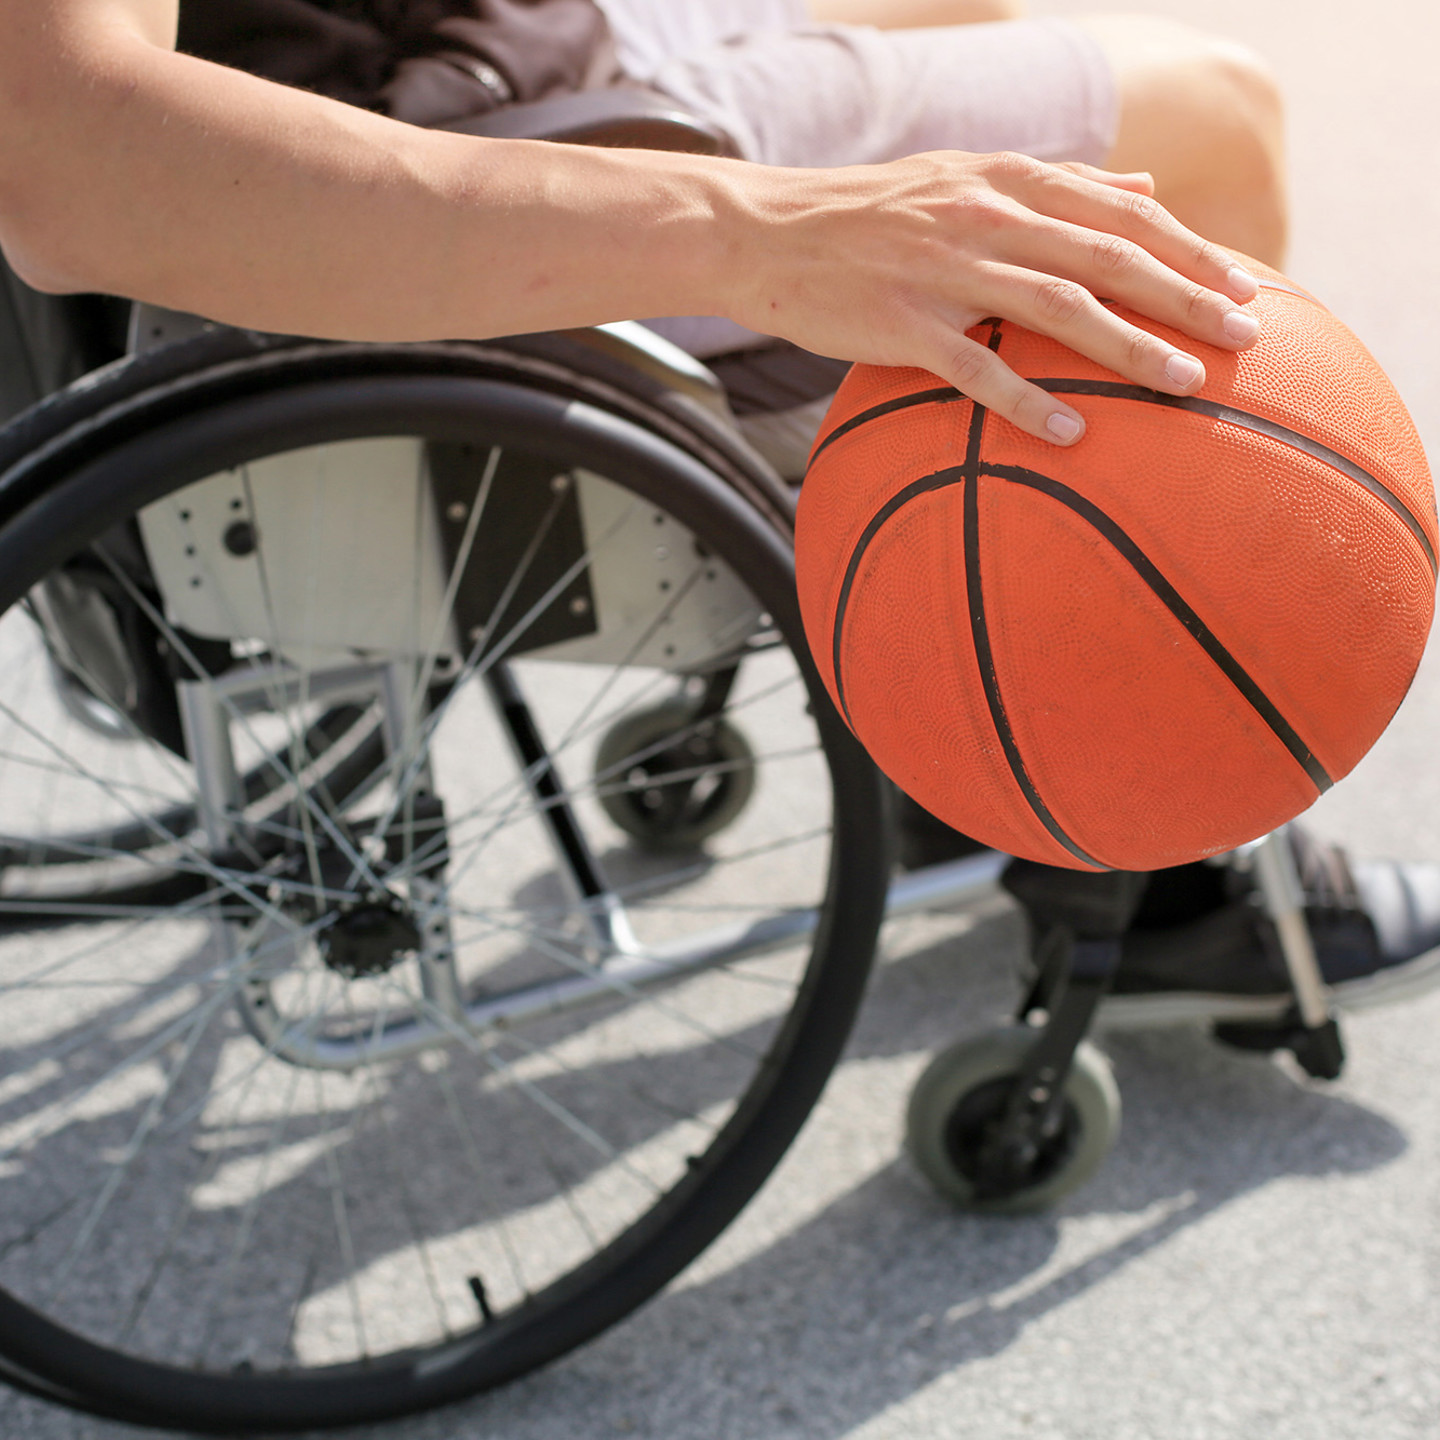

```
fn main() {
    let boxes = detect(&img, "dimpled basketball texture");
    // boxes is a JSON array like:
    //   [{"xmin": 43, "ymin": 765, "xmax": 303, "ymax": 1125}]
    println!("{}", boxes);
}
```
[{"xmin": 795, "ymin": 261, "xmax": 1437, "ymax": 871}]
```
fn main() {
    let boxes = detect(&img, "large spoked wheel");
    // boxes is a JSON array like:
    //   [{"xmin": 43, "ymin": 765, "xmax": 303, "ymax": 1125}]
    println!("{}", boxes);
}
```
[
  {"xmin": 905, "ymin": 1027, "xmax": 1120, "ymax": 1214},
  {"xmin": 0, "ymin": 334, "xmax": 886, "ymax": 1432}
]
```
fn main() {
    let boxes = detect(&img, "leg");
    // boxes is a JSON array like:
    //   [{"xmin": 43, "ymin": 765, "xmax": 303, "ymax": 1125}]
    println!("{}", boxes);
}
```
[
  {"xmin": 1076, "ymin": 14, "xmax": 1288, "ymax": 266},
  {"xmin": 795, "ymin": 6, "xmax": 1284, "ymax": 265},
  {"xmin": 807, "ymin": 0, "xmax": 1024, "ymax": 26}
]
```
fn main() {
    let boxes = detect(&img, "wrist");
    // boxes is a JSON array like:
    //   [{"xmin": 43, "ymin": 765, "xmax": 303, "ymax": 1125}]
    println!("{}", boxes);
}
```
[
  {"xmin": 702, "ymin": 159, "xmax": 798, "ymax": 336},
  {"xmin": 585, "ymin": 146, "xmax": 770, "ymax": 331}
]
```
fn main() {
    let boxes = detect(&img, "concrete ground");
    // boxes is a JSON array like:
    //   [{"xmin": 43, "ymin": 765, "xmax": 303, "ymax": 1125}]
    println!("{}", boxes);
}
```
[{"xmin": 5, "ymin": 0, "xmax": 1440, "ymax": 1436}]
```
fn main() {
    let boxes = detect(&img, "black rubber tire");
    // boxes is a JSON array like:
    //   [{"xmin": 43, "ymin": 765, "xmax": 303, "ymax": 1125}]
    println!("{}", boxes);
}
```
[
  {"xmin": 905, "ymin": 1027, "xmax": 1120, "ymax": 1214},
  {"xmin": 0, "ymin": 339, "xmax": 886, "ymax": 1433}
]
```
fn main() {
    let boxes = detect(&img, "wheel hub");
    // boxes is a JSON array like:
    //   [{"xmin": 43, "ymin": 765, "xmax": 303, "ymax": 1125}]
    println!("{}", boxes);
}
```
[
  {"xmin": 320, "ymin": 893, "xmax": 422, "ymax": 978},
  {"xmin": 944, "ymin": 1075, "xmax": 1081, "ymax": 1198}
]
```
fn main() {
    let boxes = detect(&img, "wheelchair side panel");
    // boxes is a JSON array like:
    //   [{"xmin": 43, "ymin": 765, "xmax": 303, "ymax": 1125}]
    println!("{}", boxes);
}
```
[
  {"xmin": 139, "ymin": 437, "xmax": 456, "ymax": 669},
  {"xmin": 139, "ymin": 441, "xmax": 763, "ymax": 674},
  {"xmin": 527, "ymin": 470, "xmax": 764, "ymax": 671}
]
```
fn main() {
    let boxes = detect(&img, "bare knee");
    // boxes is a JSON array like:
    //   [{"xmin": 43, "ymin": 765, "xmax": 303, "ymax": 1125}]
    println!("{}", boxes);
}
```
[
  {"xmin": 1190, "ymin": 32, "xmax": 1284, "ymax": 177},
  {"xmin": 1080, "ymin": 16, "xmax": 1282, "ymax": 169},
  {"xmin": 1078, "ymin": 15, "xmax": 1287, "ymax": 261}
]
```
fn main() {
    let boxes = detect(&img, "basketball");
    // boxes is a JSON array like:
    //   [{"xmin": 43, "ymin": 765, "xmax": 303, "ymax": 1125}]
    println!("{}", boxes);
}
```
[{"xmin": 795, "ymin": 261, "xmax": 1437, "ymax": 871}]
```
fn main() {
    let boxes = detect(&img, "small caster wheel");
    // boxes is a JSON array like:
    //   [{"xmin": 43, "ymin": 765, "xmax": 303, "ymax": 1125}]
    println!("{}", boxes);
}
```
[
  {"xmin": 905, "ymin": 1026, "xmax": 1121, "ymax": 1214},
  {"xmin": 595, "ymin": 698, "xmax": 756, "ymax": 851}
]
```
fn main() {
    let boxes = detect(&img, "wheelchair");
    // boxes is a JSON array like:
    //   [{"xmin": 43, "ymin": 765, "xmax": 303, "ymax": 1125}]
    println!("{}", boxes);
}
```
[{"xmin": 0, "ymin": 89, "xmax": 1367, "ymax": 1435}]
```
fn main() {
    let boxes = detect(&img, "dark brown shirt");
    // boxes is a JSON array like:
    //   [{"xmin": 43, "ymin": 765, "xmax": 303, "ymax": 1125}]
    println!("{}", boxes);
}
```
[{"xmin": 178, "ymin": 0, "xmax": 620, "ymax": 127}]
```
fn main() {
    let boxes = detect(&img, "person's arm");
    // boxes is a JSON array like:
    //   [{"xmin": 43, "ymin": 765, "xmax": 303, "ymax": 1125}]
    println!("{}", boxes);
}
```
[{"xmin": 0, "ymin": 0, "xmax": 1260, "ymax": 445}]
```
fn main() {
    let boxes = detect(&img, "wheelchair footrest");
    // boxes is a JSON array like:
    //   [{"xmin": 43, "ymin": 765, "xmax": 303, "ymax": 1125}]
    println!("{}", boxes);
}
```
[{"xmin": 1213, "ymin": 1011, "xmax": 1346, "ymax": 1080}]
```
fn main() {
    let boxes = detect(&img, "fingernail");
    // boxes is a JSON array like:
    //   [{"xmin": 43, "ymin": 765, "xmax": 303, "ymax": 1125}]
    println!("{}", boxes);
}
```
[
  {"xmin": 1223, "ymin": 309, "xmax": 1260, "ymax": 343},
  {"xmin": 1165, "ymin": 353, "xmax": 1205, "ymax": 389},
  {"xmin": 1046, "ymin": 411, "xmax": 1083, "ymax": 443},
  {"xmin": 1226, "ymin": 266, "xmax": 1260, "ymax": 301}
]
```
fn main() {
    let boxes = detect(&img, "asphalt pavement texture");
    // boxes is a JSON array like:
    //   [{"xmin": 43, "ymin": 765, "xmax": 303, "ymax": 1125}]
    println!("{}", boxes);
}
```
[{"xmin": 5, "ymin": 1, "xmax": 1439, "ymax": 1436}]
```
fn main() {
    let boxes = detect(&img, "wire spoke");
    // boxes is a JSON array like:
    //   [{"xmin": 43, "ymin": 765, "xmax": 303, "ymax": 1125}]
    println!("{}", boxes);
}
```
[
  {"xmin": 374, "ymin": 971, "xmax": 662, "ymax": 1197},
  {"xmin": 41, "ymin": 975, "xmax": 239, "ymax": 1307},
  {"xmin": 382, "ymin": 667, "xmax": 805, "ymax": 890}
]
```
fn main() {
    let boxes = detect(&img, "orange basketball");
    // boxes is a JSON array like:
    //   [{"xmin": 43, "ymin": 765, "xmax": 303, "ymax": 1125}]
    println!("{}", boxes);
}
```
[{"xmin": 795, "ymin": 262, "xmax": 1437, "ymax": 871}]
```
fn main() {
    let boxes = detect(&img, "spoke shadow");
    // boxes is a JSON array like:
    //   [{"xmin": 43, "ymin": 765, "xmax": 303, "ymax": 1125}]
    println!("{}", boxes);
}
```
[
  {"xmin": 287, "ymin": 907, "xmax": 1409, "ymax": 1440},
  {"xmin": 0, "ymin": 899, "xmax": 1411, "ymax": 1440}
]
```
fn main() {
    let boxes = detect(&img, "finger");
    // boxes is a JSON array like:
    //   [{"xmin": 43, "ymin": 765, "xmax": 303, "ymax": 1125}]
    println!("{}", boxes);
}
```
[
  {"xmin": 926, "ymin": 329, "xmax": 1087, "ymax": 446},
  {"xmin": 979, "ymin": 261, "xmax": 1219, "ymax": 397},
  {"xmin": 994, "ymin": 159, "xmax": 1260, "ymax": 306},
  {"xmin": 1052, "ymin": 160, "xmax": 1156, "ymax": 197},
  {"xmin": 1002, "ymin": 215, "xmax": 1261, "ymax": 353}
]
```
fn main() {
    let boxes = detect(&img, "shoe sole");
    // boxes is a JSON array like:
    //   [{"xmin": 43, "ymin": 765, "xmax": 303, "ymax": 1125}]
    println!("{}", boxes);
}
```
[{"xmin": 1095, "ymin": 943, "xmax": 1440, "ymax": 1030}]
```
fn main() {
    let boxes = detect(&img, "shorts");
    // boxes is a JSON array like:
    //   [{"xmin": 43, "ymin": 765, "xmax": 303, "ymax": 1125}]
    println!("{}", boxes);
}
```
[{"xmin": 595, "ymin": 4, "xmax": 1117, "ymax": 171}]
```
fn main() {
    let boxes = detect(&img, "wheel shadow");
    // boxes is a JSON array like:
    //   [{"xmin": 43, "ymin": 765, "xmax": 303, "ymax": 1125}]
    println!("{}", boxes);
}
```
[
  {"xmin": 248, "ymin": 905, "xmax": 1411, "ymax": 1440},
  {"xmin": 0, "ymin": 832, "xmax": 861, "ymax": 1403}
]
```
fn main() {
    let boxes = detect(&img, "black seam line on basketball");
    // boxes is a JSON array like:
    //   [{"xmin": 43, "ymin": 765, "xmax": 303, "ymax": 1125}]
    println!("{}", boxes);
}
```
[
  {"xmin": 958, "ymin": 322, "xmax": 1106, "ymax": 868},
  {"xmin": 828, "ymin": 320, "xmax": 1104, "ymax": 870},
  {"xmin": 806, "ymin": 313, "xmax": 1018, "ymax": 466},
  {"xmin": 1034, "ymin": 379, "xmax": 1437, "ymax": 575},
  {"xmin": 828, "ymin": 333, "xmax": 1000, "ymax": 725},
  {"xmin": 829, "ymin": 466, "xmax": 968, "ymax": 726},
  {"xmin": 964, "ymin": 474, "xmax": 1108, "ymax": 870},
  {"xmin": 980, "ymin": 460, "xmax": 1335, "ymax": 794},
  {"xmin": 1256, "ymin": 278, "xmax": 1322, "ymax": 305},
  {"xmin": 807, "ymin": 386, "xmax": 960, "ymax": 468}
]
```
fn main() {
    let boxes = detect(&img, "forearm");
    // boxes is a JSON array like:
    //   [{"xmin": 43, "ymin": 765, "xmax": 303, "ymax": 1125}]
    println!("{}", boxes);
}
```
[
  {"xmin": 0, "ymin": 24, "xmax": 752, "ymax": 341},
  {"xmin": 3, "ymin": 0, "xmax": 1265, "ymax": 448}
]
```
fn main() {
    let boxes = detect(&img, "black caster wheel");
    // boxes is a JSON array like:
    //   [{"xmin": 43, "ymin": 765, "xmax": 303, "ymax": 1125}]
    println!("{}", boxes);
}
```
[
  {"xmin": 595, "ymin": 697, "xmax": 756, "ymax": 850},
  {"xmin": 906, "ymin": 1026, "xmax": 1121, "ymax": 1214}
]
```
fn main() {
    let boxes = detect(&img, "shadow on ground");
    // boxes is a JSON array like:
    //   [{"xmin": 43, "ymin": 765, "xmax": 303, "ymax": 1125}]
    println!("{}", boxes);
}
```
[{"xmin": 203, "ymin": 908, "xmax": 1407, "ymax": 1440}]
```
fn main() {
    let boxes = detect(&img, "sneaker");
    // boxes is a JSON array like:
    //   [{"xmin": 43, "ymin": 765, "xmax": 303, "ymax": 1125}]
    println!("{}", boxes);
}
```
[{"xmin": 1101, "ymin": 827, "xmax": 1440, "ymax": 1025}]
